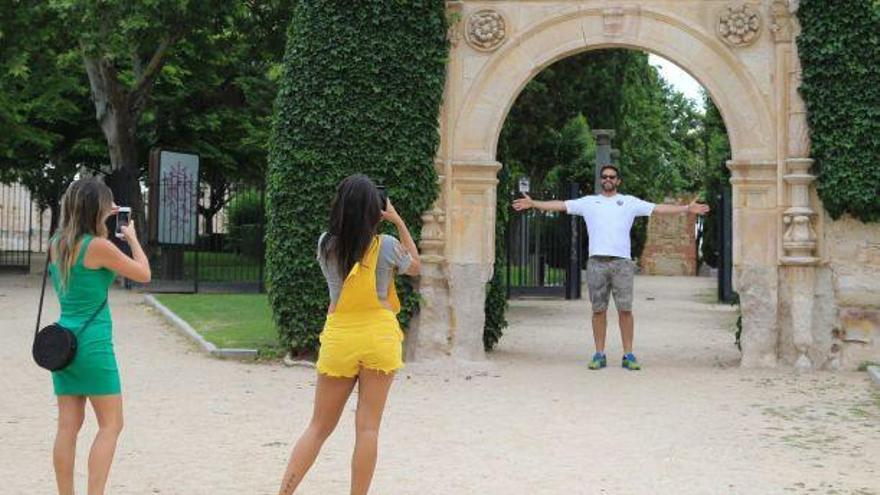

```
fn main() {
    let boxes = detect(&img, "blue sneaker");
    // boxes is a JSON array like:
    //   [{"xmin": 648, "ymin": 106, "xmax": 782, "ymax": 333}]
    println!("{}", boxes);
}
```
[
  {"xmin": 588, "ymin": 352, "xmax": 607, "ymax": 370},
  {"xmin": 622, "ymin": 353, "xmax": 642, "ymax": 371}
]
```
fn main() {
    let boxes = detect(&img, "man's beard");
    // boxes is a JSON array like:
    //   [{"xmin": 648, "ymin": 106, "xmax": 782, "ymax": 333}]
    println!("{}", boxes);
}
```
[{"xmin": 602, "ymin": 182, "xmax": 617, "ymax": 193}]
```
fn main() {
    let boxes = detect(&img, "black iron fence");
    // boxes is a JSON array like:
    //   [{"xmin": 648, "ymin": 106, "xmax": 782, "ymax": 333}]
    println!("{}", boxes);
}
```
[
  {"xmin": 0, "ymin": 182, "xmax": 51, "ymax": 272},
  {"xmin": 506, "ymin": 182, "xmax": 583, "ymax": 299},
  {"xmin": 144, "ymin": 182, "xmax": 266, "ymax": 293}
]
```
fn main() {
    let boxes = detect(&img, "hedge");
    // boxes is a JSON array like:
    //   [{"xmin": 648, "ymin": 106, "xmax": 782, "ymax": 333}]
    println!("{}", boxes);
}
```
[
  {"xmin": 266, "ymin": 2, "xmax": 448, "ymax": 353},
  {"xmin": 798, "ymin": 0, "xmax": 880, "ymax": 222}
]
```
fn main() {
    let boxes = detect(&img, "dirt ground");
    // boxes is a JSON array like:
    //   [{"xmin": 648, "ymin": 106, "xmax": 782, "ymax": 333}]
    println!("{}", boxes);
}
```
[{"xmin": 2, "ymin": 273, "xmax": 878, "ymax": 494}]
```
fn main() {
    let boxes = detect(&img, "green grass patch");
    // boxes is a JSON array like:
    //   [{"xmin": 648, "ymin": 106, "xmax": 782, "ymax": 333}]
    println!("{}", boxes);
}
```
[
  {"xmin": 181, "ymin": 251, "xmax": 262, "ymax": 282},
  {"xmin": 501, "ymin": 265, "xmax": 566, "ymax": 286},
  {"xmin": 154, "ymin": 293, "xmax": 280, "ymax": 355}
]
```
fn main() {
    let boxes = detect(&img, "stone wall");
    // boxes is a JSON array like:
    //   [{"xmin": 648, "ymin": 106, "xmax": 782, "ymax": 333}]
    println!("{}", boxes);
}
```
[
  {"xmin": 777, "ymin": 214, "xmax": 880, "ymax": 370},
  {"xmin": 641, "ymin": 198, "xmax": 698, "ymax": 276},
  {"xmin": 820, "ymin": 215, "xmax": 880, "ymax": 369}
]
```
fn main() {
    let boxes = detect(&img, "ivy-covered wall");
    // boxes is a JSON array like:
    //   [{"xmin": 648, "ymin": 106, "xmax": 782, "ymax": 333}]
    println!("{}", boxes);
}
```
[
  {"xmin": 798, "ymin": 0, "xmax": 880, "ymax": 222},
  {"xmin": 267, "ymin": 2, "xmax": 448, "ymax": 354}
]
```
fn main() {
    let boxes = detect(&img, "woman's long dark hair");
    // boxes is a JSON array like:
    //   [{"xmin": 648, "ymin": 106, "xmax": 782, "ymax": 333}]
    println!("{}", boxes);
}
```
[{"xmin": 321, "ymin": 174, "xmax": 383, "ymax": 277}]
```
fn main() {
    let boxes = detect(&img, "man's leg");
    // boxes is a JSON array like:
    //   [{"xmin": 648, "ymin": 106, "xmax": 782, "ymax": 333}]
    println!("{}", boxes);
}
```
[
  {"xmin": 619, "ymin": 310, "xmax": 634, "ymax": 354},
  {"xmin": 611, "ymin": 259, "xmax": 640, "ymax": 369},
  {"xmin": 586, "ymin": 257, "xmax": 612, "ymax": 369},
  {"xmin": 592, "ymin": 310, "xmax": 608, "ymax": 353}
]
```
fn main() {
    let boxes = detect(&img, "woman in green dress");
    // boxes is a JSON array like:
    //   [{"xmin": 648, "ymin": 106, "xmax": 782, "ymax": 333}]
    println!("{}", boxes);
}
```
[{"xmin": 49, "ymin": 178, "xmax": 151, "ymax": 495}]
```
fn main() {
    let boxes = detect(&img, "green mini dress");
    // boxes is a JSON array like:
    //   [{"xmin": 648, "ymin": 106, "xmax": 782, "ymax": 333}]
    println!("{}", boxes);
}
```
[{"xmin": 49, "ymin": 234, "xmax": 120, "ymax": 396}]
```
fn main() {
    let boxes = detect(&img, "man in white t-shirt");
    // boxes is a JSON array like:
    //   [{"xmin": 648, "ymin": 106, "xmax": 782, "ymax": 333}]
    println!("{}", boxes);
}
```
[{"xmin": 512, "ymin": 164, "xmax": 709, "ymax": 370}]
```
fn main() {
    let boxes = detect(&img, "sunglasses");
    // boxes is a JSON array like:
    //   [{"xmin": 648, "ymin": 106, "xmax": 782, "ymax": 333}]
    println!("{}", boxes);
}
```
[{"xmin": 601, "ymin": 175, "xmax": 618, "ymax": 180}]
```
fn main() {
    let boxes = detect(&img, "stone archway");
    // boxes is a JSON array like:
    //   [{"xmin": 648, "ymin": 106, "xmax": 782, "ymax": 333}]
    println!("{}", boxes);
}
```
[{"xmin": 409, "ymin": 1, "xmax": 826, "ymax": 369}]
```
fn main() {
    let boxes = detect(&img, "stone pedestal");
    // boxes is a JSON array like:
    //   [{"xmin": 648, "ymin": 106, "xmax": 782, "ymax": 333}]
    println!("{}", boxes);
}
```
[{"xmin": 405, "ymin": 255, "xmax": 451, "ymax": 361}]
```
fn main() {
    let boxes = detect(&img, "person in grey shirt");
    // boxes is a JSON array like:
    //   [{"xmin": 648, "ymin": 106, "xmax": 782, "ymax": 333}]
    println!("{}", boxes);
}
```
[
  {"xmin": 317, "ymin": 231, "xmax": 413, "ymax": 312},
  {"xmin": 277, "ymin": 174, "xmax": 419, "ymax": 495}
]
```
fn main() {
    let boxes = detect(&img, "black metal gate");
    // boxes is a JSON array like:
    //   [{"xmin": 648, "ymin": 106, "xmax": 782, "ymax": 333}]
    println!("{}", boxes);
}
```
[
  {"xmin": 145, "ymin": 182, "xmax": 266, "ymax": 293},
  {"xmin": 717, "ymin": 186, "xmax": 734, "ymax": 303},
  {"xmin": 507, "ymin": 181, "xmax": 583, "ymax": 299}
]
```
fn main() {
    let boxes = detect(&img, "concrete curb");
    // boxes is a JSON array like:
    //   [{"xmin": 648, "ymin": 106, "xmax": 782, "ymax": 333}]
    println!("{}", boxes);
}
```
[
  {"xmin": 868, "ymin": 366, "xmax": 880, "ymax": 390},
  {"xmin": 283, "ymin": 354, "xmax": 316, "ymax": 369},
  {"xmin": 143, "ymin": 294, "xmax": 258, "ymax": 360}
]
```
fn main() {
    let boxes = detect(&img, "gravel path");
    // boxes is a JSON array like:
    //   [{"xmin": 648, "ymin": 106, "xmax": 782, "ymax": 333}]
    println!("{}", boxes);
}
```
[{"xmin": 1, "ymin": 272, "xmax": 877, "ymax": 494}]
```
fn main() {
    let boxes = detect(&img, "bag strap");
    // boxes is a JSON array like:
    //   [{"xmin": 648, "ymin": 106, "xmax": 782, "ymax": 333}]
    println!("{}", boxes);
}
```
[
  {"xmin": 75, "ymin": 298, "xmax": 108, "ymax": 336},
  {"xmin": 34, "ymin": 250, "xmax": 52, "ymax": 338},
  {"xmin": 35, "ymin": 235, "xmax": 107, "ymax": 337}
]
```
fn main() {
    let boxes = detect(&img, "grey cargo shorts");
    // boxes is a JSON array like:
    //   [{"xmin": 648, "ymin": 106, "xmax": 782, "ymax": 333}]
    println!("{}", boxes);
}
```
[{"xmin": 586, "ymin": 255, "xmax": 635, "ymax": 312}]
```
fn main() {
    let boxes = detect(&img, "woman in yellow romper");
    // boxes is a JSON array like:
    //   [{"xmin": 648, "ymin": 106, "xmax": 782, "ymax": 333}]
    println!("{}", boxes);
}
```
[{"xmin": 278, "ymin": 174, "xmax": 420, "ymax": 495}]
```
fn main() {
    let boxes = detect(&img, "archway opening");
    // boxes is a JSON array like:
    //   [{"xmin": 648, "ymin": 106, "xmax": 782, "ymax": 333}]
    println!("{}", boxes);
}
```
[{"xmin": 486, "ymin": 48, "xmax": 739, "ymax": 368}]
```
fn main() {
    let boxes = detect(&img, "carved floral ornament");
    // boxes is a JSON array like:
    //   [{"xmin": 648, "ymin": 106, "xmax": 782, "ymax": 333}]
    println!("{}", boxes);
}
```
[
  {"xmin": 718, "ymin": 3, "xmax": 762, "ymax": 47},
  {"xmin": 465, "ymin": 9, "xmax": 507, "ymax": 52}
]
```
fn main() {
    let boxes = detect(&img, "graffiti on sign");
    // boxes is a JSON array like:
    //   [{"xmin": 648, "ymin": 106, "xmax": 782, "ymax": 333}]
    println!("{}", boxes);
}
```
[{"xmin": 155, "ymin": 151, "xmax": 199, "ymax": 245}]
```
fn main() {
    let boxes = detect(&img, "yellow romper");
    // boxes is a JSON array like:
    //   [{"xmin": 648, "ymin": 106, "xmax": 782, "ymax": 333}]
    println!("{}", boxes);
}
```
[{"xmin": 316, "ymin": 236, "xmax": 405, "ymax": 377}]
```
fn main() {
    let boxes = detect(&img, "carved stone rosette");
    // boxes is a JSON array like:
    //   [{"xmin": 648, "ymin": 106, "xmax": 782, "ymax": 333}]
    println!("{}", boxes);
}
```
[
  {"xmin": 465, "ymin": 9, "xmax": 507, "ymax": 52},
  {"xmin": 718, "ymin": 3, "xmax": 762, "ymax": 47},
  {"xmin": 782, "ymin": 158, "xmax": 819, "ymax": 264}
]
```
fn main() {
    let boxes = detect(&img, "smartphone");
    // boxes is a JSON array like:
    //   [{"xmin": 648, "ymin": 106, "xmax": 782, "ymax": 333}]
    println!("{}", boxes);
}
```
[
  {"xmin": 115, "ymin": 207, "xmax": 131, "ymax": 239},
  {"xmin": 376, "ymin": 185, "xmax": 388, "ymax": 211}
]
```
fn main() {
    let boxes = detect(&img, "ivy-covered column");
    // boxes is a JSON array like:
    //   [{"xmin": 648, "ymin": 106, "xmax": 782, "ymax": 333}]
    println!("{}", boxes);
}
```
[{"xmin": 266, "ymin": 2, "xmax": 448, "ymax": 356}]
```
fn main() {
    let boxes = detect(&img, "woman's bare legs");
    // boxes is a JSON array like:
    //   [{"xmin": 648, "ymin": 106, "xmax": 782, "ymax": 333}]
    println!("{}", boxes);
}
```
[
  {"xmin": 87, "ymin": 395, "xmax": 123, "ymax": 495},
  {"xmin": 350, "ymin": 369, "xmax": 395, "ymax": 495},
  {"xmin": 278, "ymin": 374, "xmax": 357, "ymax": 495},
  {"xmin": 54, "ymin": 395, "xmax": 87, "ymax": 495}
]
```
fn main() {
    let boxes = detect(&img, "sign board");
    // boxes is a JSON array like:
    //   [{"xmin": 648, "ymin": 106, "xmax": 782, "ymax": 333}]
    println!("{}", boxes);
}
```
[
  {"xmin": 148, "ymin": 149, "xmax": 199, "ymax": 245},
  {"xmin": 518, "ymin": 177, "xmax": 530, "ymax": 194}
]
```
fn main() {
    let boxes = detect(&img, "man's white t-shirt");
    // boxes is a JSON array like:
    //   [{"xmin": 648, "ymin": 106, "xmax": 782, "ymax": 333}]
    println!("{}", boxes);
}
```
[{"xmin": 565, "ymin": 194, "xmax": 656, "ymax": 259}]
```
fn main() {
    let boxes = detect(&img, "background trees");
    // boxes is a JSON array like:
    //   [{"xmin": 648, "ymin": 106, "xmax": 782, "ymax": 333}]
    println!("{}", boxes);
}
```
[{"xmin": 1, "ymin": 1, "xmax": 294, "ymax": 235}]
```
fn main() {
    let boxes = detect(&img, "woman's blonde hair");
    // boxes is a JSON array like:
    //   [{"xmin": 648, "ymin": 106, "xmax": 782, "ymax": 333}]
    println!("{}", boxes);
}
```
[{"xmin": 54, "ymin": 178, "xmax": 114, "ymax": 289}]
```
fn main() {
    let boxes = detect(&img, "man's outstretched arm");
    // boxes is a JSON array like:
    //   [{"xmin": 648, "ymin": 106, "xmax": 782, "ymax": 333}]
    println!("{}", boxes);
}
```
[
  {"xmin": 653, "ymin": 198, "xmax": 710, "ymax": 216},
  {"xmin": 512, "ymin": 193, "xmax": 567, "ymax": 212}
]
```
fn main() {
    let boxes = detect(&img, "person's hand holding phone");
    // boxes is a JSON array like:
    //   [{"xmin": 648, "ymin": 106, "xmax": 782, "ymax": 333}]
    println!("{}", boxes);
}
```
[
  {"xmin": 119, "ymin": 223, "xmax": 140, "ymax": 243},
  {"xmin": 381, "ymin": 199, "xmax": 404, "ymax": 227},
  {"xmin": 115, "ymin": 207, "xmax": 135, "ymax": 242}
]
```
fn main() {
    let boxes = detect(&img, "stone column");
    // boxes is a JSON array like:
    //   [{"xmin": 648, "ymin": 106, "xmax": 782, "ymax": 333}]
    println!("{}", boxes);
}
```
[
  {"xmin": 591, "ymin": 130, "xmax": 616, "ymax": 193},
  {"xmin": 406, "ymin": 2, "xmax": 464, "ymax": 362},
  {"xmin": 445, "ymin": 161, "xmax": 500, "ymax": 360},
  {"xmin": 405, "ymin": 160, "xmax": 452, "ymax": 361},
  {"xmin": 409, "ymin": 160, "xmax": 498, "ymax": 362},
  {"xmin": 772, "ymin": 0, "xmax": 821, "ymax": 369},
  {"xmin": 728, "ymin": 158, "xmax": 780, "ymax": 368}
]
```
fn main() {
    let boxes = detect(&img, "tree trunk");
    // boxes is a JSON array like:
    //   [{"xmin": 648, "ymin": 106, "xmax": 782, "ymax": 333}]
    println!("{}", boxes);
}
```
[
  {"xmin": 82, "ymin": 32, "xmax": 178, "ymax": 247},
  {"xmin": 83, "ymin": 55, "xmax": 148, "ymax": 244},
  {"xmin": 101, "ymin": 118, "xmax": 147, "ymax": 244}
]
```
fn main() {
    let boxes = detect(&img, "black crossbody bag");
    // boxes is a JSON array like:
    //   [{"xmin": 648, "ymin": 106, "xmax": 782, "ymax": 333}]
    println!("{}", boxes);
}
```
[{"xmin": 32, "ymin": 254, "xmax": 107, "ymax": 371}]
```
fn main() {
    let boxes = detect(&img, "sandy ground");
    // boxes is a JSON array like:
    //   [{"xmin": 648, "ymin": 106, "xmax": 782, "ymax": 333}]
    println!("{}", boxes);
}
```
[{"xmin": 1, "ymin": 272, "xmax": 878, "ymax": 495}]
